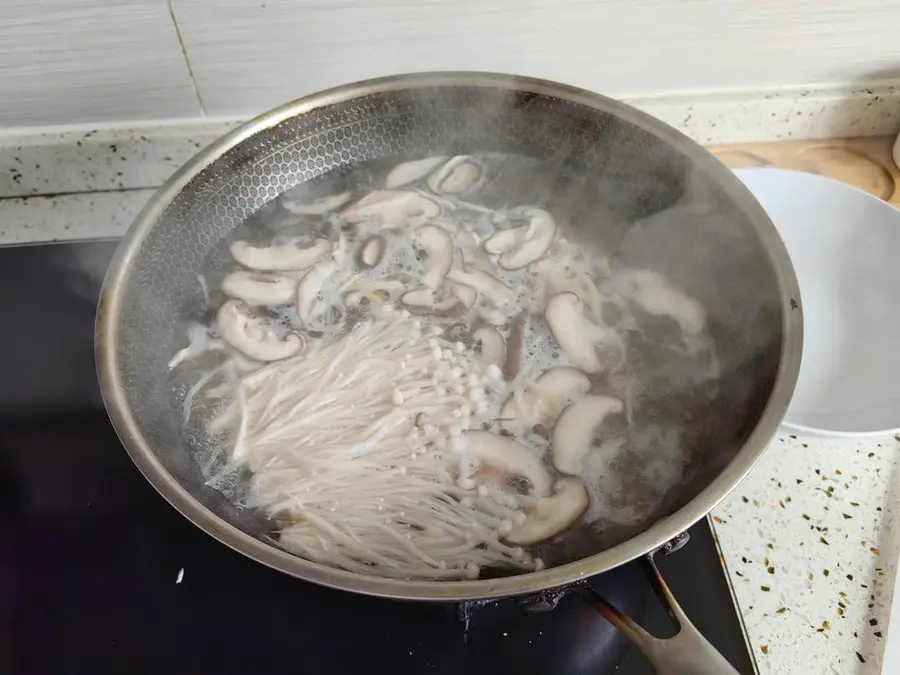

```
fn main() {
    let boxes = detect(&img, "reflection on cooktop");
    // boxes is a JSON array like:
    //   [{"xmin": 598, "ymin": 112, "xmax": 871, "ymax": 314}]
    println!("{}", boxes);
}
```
[{"xmin": 0, "ymin": 241, "xmax": 755, "ymax": 675}]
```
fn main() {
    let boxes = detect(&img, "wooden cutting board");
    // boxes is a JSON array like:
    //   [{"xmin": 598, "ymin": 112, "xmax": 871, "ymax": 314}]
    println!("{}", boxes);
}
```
[{"xmin": 709, "ymin": 136, "xmax": 900, "ymax": 207}]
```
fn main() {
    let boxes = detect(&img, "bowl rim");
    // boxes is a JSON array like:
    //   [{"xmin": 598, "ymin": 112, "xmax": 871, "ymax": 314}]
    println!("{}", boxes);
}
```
[
  {"xmin": 735, "ymin": 166, "xmax": 900, "ymax": 439},
  {"xmin": 781, "ymin": 421, "xmax": 900, "ymax": 439},
  {"xmin": 96, "ymin": 71, "xmax": 803, "ymax": 601}
]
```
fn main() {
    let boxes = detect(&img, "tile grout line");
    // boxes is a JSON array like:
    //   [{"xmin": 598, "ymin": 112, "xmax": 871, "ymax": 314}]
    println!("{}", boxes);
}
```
[{"xmin": 167, "ymin": 0, "xmax": 207, "ymax": 116}]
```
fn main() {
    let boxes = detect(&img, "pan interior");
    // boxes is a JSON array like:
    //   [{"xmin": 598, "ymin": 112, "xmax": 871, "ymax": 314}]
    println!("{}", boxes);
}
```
[{"xmin": 113, "ymin": 84, "xmax": 783, "ymax": 578}]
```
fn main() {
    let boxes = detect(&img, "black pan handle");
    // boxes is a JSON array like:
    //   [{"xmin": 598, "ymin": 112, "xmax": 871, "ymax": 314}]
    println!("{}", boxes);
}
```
[{"xmin": 578, "ymin": 539, "xmax": 741, "ymax": 675}]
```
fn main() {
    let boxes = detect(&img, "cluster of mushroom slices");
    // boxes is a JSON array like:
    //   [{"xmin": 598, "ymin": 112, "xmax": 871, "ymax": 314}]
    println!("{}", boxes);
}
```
[{"xmin": 173, "ymin": 152, "xmax": 710, "ymax": 580}]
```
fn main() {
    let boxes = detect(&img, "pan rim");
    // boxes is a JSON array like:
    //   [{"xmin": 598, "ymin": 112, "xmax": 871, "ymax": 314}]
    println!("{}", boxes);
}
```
[{"xmin": 95, "ymin": 70, "xmax": 802, "ymax": 601}]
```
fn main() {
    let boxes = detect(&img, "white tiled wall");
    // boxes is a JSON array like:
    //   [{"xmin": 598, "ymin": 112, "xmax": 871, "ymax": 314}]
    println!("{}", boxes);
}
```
[
  {"xmin": 170, "ymin": 0, "xmax": 899, "ymax": 118},
  {"xmin": 0, "ymin": 0, "xmax": 897, "ymax": 127},
  {"xmin": 0, "ymin": 0, "xmax": 200, "ymax": 126}
]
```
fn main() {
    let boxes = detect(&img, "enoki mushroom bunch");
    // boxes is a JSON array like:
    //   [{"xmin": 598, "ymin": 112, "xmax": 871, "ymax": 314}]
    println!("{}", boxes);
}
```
[{"xmin": 210, "ymin": 307, "xmax": 544, "ymax": 579}]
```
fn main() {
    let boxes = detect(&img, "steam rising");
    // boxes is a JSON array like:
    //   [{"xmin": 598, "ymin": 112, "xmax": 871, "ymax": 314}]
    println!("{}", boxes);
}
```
[
  {"xmin": 167, "ymin": 144, "xmax": 732, "ymax": 577},
  {"xmin": 137, "ymin": 80, "xmax": 785, "ymax": 577}
]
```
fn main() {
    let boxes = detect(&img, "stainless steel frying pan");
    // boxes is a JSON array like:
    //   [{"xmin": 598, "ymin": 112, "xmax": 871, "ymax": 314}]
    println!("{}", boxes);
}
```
[{"xmin": 96, "ymin": 72, "xmax": 801, "ymax": 674}]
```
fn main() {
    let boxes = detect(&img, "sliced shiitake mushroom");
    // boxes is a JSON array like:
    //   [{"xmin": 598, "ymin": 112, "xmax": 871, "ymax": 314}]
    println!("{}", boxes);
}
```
[
  {"xmin": 281, "ymin": 191, "xmax": 351, "ymax": 215},
  {"xmin": 217, "ymin": 300, "xmax": 304, "ymax": 362},
  {"xmin": 343, "ymin": 190, "xmax": 440, "ymax": 229},
  {"xmin": 344, "ymin": 291, "xmax": 365, "ymax": 307},
  {"xmin": 499, "ymin": 366, "xmax": 591, "ymax": 433},
  {"xmin": 221, "ymin": 271, "xmax": 296, "ymax": 306},
  {"xmin": 545, "ymin": 292, "xmax": 602, "ymax": 373},
  {"xmin": 503, "ymin": 312, "xmax": 526, "ymax": 380},
  {"xmin": 484, "ymin": 207, "xmax": 557, "ymax": 270},
  {"xmin": 426, "ymin": 156, "xmax": 482, "ymax": 194},
  {"xmin": 551, "ymin": 394, "xmax": 623, "ymax": 475},
  {"xmin": 297, "ymin": 259, "xmax": 338, "ymax": 320},
  {"xmin": 230, "ymin": 238, "xmax": 331, "ymax": 272},
  {"xmin": 463, "ymin": 431, "xmax": 552, "ymax": 497},
  {"xmin": 385, "ymin": 156, "xmax": 448, "ymax": 189},
  {"xmin": 448, "ymin": 282, "xmax": 477, "ymax": 310},
  {"xmin": 415, "ymin": 225, "xmax": 453, "ymax": 290},
  {"xmin": 627, "ymin": 270, "xmax": 707, "ymax": 335},
  {"xmin": 505, "ymin": 478, "xmax": 589, "ymax": 545},
  {"xmin": 400, "ymin": 288, "xmax": 460, "ymax": 313},
  {"xmin": 357, "ymin": 236, "xmax": 386, "ymax": 268},
  {"xmin": 473, "ymin": 326, "xmax": 505, "ymax": 368},
  {"xmin": 447, "ymin": 264, "xmax": 509, "ymax": 307}
]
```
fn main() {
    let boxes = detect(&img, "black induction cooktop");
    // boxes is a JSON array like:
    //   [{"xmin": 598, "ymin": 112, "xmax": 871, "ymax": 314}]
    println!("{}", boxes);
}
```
[{"xmin": 0, "ymin": 240, "xmax": 756, "ymax": 675}]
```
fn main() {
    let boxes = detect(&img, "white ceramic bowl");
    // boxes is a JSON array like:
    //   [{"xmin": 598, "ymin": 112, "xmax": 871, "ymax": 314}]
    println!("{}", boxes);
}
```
[{"xmin": 734, "ymin": 167, "xmax": 900, "ymax": 437}]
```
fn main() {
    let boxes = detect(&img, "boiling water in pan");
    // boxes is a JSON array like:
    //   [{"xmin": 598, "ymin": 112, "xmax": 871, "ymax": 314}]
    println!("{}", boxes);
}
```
[{"xmin": 167, "ymin": 152, "xmax": 720, "ymax": 580}]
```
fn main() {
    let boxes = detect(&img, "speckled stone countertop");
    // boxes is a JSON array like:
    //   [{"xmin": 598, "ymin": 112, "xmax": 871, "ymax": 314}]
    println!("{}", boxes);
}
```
[
  {"xmin": 704, "ymin": 134, "xmax": 900, "ymax": 673},
  {"xmin": 712, "ymin": 434, "xmax": 900, "ymax": 673},
  {"xmin": 2, "ymin": 113, "xmax": 899, "ymax": 673}
]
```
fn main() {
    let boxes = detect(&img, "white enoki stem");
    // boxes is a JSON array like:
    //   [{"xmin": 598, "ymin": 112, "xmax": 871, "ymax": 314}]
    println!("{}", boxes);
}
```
[
  {"xmin": 168, "ymin": 323, "xmax": 223, "ymax": 369},
  {"xmin": 181, "ymin": 365, "xmax": 226, "ymax": 424},
  {"xmin": 204, "ymin": 310, "xmax": 543, "ymax": 579},
  {"xmin": 197, "ymin": 274, "xmax": 210, "ymax": 309}
]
